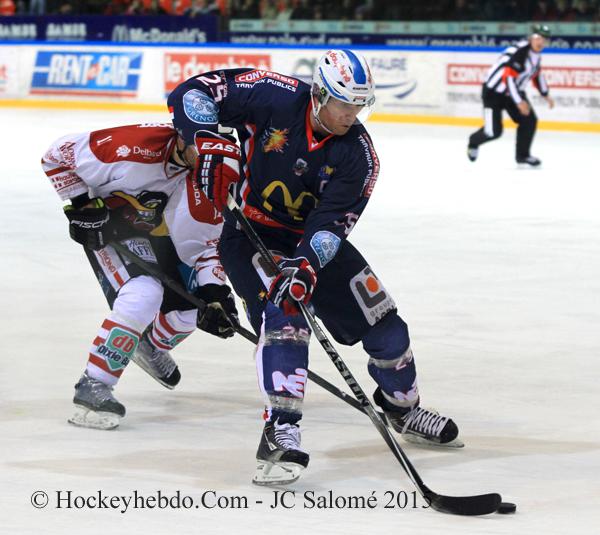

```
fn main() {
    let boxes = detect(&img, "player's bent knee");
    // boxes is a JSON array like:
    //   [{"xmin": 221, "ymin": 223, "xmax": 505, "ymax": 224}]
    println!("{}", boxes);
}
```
[
  {"xmin": 113, "ymin": 275, "xmax": 164, "ymax": 330},
  {"xmin": 361, "ymin": 312, "xmax": 410, "ymax": 361},
  {"xmin": 263, "ymin": 302, "xmax": 311, "ymax": 346}
]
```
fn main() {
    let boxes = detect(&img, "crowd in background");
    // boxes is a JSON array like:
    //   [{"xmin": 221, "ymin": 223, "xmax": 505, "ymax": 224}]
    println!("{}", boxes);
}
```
[{"xmin": 2, "ymin": 0, "xmax": 600, "ymax": 22}]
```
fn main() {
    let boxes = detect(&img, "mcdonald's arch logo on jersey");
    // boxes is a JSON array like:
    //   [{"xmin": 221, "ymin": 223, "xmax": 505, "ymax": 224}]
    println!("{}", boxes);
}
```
[{"xmin": 261, "ymin": 180, "xmax": 317, "ymax": 221}]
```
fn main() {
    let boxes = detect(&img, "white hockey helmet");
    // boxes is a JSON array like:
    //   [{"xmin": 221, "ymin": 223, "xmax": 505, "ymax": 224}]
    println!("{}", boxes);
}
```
[{"xmin": 312, "ymin": 49, "xmax": 375, "ymax": 126}]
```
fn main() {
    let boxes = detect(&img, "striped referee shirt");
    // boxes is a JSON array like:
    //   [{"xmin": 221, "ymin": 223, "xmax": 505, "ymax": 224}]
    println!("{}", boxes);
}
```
[{"xmin": 483, "ymin": 40, "xmax": 549, "ymax": 104}]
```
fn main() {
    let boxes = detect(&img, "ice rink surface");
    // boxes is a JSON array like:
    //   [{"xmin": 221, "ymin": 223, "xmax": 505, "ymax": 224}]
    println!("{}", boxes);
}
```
[{"xmin": 1, "ymin": 108, "xmax": 599, "ymax": 534}]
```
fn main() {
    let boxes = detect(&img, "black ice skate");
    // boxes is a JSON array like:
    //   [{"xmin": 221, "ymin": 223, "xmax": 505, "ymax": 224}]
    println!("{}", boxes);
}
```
[
  {"xmin": 130, "ymin": 329, "xmax": 181, "ymax": 389},
  {"xmin": 253, "ymin": 420, "xmax": 310, "ymax": 486},
  {"xmin": 516, "ymin": 155, "xmax": 541, "ymax": 167},
  {"xmin": 374, "ymin": 388, "xmax": 463, "ymax": 448},
  {"xmin": 68, "ymin": 372, "xmax": 126, "ymax": 430},
  {"xmin": 467, "ymin": 145, "xmax": 479, "ymax": 162}
]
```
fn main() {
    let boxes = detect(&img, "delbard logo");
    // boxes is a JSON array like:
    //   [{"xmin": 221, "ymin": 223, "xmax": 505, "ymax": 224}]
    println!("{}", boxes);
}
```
[
  {"xmin": 116, "ymin": 145, "xmax": 131, "ymax": 158},
  {"xmin": 30, "ymin": 51, "xmax": 142, "ymax": 97}
]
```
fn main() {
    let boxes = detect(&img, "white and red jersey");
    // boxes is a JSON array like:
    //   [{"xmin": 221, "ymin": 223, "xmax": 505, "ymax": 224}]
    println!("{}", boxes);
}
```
[{"xmin": 42, "ymin": 123, "xmax": 225, "ymax": 287}]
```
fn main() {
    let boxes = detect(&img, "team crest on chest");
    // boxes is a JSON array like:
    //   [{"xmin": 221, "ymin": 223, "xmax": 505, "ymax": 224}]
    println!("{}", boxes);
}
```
[
  {"xmin": 293, "ymin": 158, "xmax": 308, "ymax": 176},
  {"xmin": 261, "ymin": 127, "xmax": 289, "ymax": 153}
]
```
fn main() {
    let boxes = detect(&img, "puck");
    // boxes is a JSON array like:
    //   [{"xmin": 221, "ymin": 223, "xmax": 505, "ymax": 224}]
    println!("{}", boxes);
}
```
[{"xmin": 497, "ymin": 502, "xmax": 517, "ymax": 514}]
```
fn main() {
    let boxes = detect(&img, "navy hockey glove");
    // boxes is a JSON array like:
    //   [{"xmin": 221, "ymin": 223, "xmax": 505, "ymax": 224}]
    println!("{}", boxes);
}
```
[
  {"xmin": 268, "ymin": 257, "xmax": 317, "ymax": 315},
  {"xmin": 195, "ymin": 284, "xmax": 239, "ymax": 339},
  {"xmin": 63, "ymin": 198, "xmax": 113, "ymax": 251},
  {"xmin": 194, "ymin": 130, "xmax": 241, "ymax": 212}
]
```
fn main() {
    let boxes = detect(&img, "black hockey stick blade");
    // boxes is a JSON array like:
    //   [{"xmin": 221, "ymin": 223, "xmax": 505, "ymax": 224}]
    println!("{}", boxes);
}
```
[{"xmin": 425, "ymin": 489, "xmax": 502, "ymax": 516}]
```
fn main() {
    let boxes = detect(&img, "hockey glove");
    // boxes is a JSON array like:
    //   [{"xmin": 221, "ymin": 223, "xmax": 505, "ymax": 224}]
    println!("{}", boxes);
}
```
[
  {"xmin": 194, "ymin": 130, "xmax": 241, "ymax": 212},
  {"xmin": 63, "ymin": 198, "xmax": 113, "ymax": 251},
  {"xmin": 195, "ymin": 283, "xmax": 239, "ymax": 339},
  {"xmin": 268, "ymin": 257, "xmax": 317, "ymax": 316}
]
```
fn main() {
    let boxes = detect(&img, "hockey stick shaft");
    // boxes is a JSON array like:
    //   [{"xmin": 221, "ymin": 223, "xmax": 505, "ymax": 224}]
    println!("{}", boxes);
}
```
[
  {"xmin": 227, "ymin": 195, "xmax": 502, "ymax": 516},
  {"xmin": 109, "ymin": 240, "xmax": 371, "ymax": 416}
]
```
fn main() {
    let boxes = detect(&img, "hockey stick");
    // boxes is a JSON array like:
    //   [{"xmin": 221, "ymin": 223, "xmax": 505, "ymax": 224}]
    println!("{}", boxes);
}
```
[
  {"xmin": 227, "ymin": 196, "xmax": 503, "ymax": 516},
  {"xmin": 109, "ymin": 241, "xmax": 373, "ymax": 417}
]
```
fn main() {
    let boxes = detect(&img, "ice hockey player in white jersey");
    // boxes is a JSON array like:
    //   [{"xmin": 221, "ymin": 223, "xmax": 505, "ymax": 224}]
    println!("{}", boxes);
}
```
[{"xmin": 41, "ymin": 122, "xmax": 240, "ymax": 430}]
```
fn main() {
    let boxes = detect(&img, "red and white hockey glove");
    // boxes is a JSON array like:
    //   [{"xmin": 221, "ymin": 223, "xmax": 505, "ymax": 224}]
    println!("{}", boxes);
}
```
[
  {"xmin": 268, "ymin": 257, "xmax": 317, "ymax": 316},
  {"xmin": 194, "ymin": 130, "xmax": 241, "ymax": 212}
]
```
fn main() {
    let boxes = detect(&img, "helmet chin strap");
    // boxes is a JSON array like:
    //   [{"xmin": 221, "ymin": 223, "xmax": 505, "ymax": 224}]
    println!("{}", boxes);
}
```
[{"xmin": 311, "ymin": 95, "xmax": 334, "ymax": 135}]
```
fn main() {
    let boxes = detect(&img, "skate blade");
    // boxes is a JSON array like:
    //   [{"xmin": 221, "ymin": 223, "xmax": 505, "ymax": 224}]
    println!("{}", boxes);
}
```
[
  {"xmin": 516, "ymin": 163, "xmax": 542, "ymax": 169},
  {"xmin": 252, "ymin": 460, "xmax": 304, "ymax": 486},
  {"xmin": 402, "ymin": 433, "xmax": 465, "ymax": 449},
  {"xmin": 68, "ymin": 405, "xmax": 121, "ymax": 430},
  {"xmin": 130, "ymin": 357, "xmax": 177, "ymax": 390}
]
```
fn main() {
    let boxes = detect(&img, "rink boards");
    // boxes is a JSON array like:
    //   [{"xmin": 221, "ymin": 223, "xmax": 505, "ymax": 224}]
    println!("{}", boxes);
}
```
[{"xmin": 0, "ymin": 42, "xmax": 599, "ymax": 132}]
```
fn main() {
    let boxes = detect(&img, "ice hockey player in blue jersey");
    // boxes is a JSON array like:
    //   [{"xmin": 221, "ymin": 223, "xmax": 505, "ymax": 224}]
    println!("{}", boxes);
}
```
[{"xmin": 168, "ymin": 49, "xmax": 462, "ymax": 485}]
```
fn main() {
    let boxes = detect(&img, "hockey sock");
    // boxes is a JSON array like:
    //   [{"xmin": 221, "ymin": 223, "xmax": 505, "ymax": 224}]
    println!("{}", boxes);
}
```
[
  {"xmin": 147, "ymin": 310, "xmax": 196, "ymax": 350},
  {"xmin": 86, "ymin": 317, "xmax": 141, "ymax": 386}
]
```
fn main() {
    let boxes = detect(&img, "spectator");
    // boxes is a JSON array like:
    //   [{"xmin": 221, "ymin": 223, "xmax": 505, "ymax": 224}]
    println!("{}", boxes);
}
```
[
  {"xmin": 452, "ymin": 0, "xmax": 478, "ymax": 20},
  {"xmin": 104, "ymin": 0, "xmax": 131, "ymax": 15},
  {"xmin": 0, "ymin": 0, "xmax": 15, "ymax": 15},
  {"xmin": 276, "ymin": 0, "xmax": 292, "ymax": 21},
  {"xmin": 184, "ymin": 0, "xmax": 219, "ymax": 17},
  {"xmin": 290, "ymin": 0, "xmax": 312, "ymax": 19},
  {"xmin": 572, "ymin": 0, "xmax": 594, "ymax": 20},
  {"xmin": 532, "ymin": 0, "xmax": 558, "ymax": 20},
  {"xmin": 125, "ymin": 0, "xmax": 145, "ymax": 14},
  {"xmin": 230, "ymin": 0, "xmax": 259, "ymax": 18},
  {"xmin": 147, "ymin": 0, "xmax": 169, "ymax": 15},
  {"xmin": 56, "ymin": 0, "xmax": 73, "ymax": 14},
  {"xmin": 29, "ymin": 0, "xmax": 45, "ymax": 14},
  {"xmin": 555, "ymin": 0, "xmax": 576, "ymax": 20},
  {"xmin": 260, "ymin": 0, "xmax": 277, "ymax": 19}
]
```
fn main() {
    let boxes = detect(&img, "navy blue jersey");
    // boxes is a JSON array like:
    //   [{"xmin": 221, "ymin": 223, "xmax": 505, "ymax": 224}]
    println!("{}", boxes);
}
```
[{"xmin": 168, "ymin": 68, "xmax": 380, "ymax": 272}]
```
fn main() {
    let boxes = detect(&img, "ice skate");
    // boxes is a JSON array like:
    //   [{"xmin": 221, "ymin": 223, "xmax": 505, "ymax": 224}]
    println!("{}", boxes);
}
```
[
  {"xmin": 130, "ymin": 329, "xmax": 181, "ymax": 389},
  {"xmin": 68, "ymin": 372, "xmax": 126, "ymax": 430},
  {"xmin": 374, "ymin": 388, "xmax": 463, "ymax": 448},
  {"xmin": 467, "ymin": 146, "xmax": 479, "ymax": 162},
  {"xmin": 253, "ymin": 420, "xmax": 309, "ymax": 486},
  {"xmin": 516, "ymin": 155, "xmax": 541, "ymax": 167}
]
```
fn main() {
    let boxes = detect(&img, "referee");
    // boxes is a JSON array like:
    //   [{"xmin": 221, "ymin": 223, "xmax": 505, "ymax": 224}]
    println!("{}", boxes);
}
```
[{"xmin": 467, "ymin": 24, "xmax": 555, "ymax": 166}]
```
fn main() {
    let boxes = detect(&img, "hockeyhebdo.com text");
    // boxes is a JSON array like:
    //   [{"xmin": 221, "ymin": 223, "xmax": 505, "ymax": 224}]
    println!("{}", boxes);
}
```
[{"xmin": 30, "ymin": 489, "xmax": 431, "ymax": 512}]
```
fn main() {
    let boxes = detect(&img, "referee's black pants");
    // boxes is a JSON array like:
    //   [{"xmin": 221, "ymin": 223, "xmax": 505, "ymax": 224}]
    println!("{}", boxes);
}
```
[{"xmin": 469, "ymin": 88, "xmax": 537, "ymax": 160}]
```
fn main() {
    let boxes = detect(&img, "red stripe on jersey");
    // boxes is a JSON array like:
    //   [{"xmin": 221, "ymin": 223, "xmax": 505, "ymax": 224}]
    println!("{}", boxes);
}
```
[
  {"xmin": 502, "ymin": 66, "xmax": 519, "ymax": 84},
  {"xmin": 245, "ymin": 123, "xmax": 256, "ymax": 168},
  {"xmin": 45, "ymin": 166, "xmax": 72, "ymax": 177},
  {"xmin": 114, "ymin": 271, "xmax": 125, "ymax": 287},
  {"xmin": 240, "ymin": 187, "xmax": 303, "ymax": 234},
  {"xmin": 305, "ymin": 105, "xmax": 333, "ymax": 152}
]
